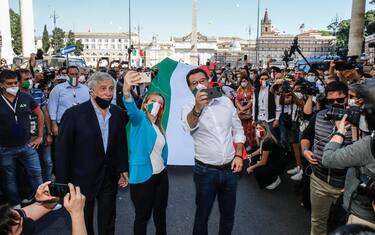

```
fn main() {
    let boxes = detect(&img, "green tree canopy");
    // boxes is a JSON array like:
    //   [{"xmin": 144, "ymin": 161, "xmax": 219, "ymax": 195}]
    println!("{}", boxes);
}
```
[
  {"xmin": 42, "ymin": 24, "xmax": 50, "ymax": 53},
  {"xmin": 51, "ymin": 27, "xmax": 65, "ymax": 53},
  {"xmin": 9, "ymin": 9, "xmax": 22, "ymax": 55},
  {"xmin": 66, "ymin": 30, "xmax": 75, "ymax": 46},
  {"xmin": 75, "ymin": 40, "xmax": 84, "ymax": 56}
]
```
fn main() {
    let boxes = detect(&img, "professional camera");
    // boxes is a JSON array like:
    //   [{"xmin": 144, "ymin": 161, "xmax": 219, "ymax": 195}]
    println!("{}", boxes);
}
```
[
  {"xmin": 298, "ymin": 80, "xmax": 320, "ymax": 96},
  {"xmin": 357, "ymin": 174, "xmax": 375, "ymax": 200},
  {"xmin": 280, "ymin": 80, "xmax": 292, "ymax": 93},
  {"xmin": 43, "ymin": 69, "xmax": 55, "ymax": 81},
  {"xmin": 325, "ymin": 105, "xmax": 362, "ymax": 126}
]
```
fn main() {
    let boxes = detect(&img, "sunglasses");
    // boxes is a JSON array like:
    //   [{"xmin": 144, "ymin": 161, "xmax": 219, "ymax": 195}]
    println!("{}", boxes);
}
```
[{"xmin": 327, "ymin": 97, "xmax": 346, "ymax": 104}]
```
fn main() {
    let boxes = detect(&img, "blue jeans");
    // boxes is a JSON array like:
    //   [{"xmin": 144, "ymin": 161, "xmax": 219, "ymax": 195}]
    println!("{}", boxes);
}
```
[
  {"xmin": 37, "ymin": 144, "xmax": 53, "ymax": 182},
  {"xmin": 0, "ymin": 144, "xmax": 43, "ymax": 206},
  {"xmin": 193, "ymin": 163, "xmax": 239, "ymax": 235}
]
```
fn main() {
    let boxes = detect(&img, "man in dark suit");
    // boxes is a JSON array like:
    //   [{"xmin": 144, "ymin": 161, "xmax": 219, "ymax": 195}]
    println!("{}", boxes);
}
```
[{"xmin": 56, "ymin": 72, "xmax": 129, "ymax": 235}]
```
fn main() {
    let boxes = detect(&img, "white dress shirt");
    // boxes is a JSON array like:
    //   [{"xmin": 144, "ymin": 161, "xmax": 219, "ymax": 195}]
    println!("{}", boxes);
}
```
[{"xmin": 181, "ymin": 96, "xmax": 246, "ymax": 166}]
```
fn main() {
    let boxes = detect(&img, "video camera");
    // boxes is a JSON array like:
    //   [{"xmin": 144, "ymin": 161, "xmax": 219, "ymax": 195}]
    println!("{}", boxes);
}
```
[
  {"xmin": 280, "ymin": 80, "xmax": 293, "ymax": 93},
  {"xmin": 324, "ymin": 105, "xmax": 362, "ymax": 126},
  {"xmin": 295, "ymin": 78, "xmax": 320, "ymax": 96}
]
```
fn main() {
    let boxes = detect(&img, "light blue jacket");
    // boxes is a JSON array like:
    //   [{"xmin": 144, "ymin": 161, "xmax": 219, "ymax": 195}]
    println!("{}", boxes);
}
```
[{"xmin": 123, "ymin": 97, "xmax": 168, "ymax": 184}]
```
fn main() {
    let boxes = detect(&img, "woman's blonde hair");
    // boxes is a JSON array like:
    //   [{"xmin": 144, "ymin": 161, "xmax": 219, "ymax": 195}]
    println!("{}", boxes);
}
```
[
  {"xmin": 141, "ymin": 92, "xmax": 166, "ymax": 134},
  {"xmin": 256, "ymin": 121, "xmax": 277, "ymax": 146}
]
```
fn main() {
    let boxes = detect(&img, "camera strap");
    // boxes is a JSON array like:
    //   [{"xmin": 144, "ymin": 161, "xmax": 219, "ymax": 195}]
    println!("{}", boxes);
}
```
[{"xmin": 371, "ymin": 132, "xmax": 375, "ymax": 158}]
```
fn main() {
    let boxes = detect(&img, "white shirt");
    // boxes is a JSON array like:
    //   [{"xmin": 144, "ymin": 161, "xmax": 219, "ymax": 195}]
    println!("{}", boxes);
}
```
[
  {"xmin": 181, "ymin": 96, "xmax": 246, "ymax": 166},
  {"xmin": 150, "ymin": 124, "xmax": 166, "ymax": 174},
  {"xmin": 258, "ymin": 88, "xmax": 268, "ymax": 121}
]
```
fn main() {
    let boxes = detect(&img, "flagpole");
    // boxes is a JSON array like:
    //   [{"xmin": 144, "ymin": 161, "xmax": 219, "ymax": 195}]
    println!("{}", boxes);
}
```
[{"xmin": 255, "ymin": 0, "xmax": 260, "ymax": 66}]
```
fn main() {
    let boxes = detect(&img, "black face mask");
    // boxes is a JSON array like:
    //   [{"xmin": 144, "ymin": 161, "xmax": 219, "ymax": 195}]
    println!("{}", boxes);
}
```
[{"xmin": 95, "ymin": 96, "xmax": 112, "ymax": 109}]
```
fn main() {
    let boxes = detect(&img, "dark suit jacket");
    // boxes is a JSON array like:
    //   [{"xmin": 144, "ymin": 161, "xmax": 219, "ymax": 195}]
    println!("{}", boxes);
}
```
[{"xmin": 55, "ymin": 100, "xmax": 129, "ymax": 200}]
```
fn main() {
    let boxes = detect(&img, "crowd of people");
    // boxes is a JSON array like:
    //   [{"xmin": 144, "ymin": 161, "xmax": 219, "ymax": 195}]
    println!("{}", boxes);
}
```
[{"xmin": 0, "ymin": 56, "xmax": 375, "ymax": 235}]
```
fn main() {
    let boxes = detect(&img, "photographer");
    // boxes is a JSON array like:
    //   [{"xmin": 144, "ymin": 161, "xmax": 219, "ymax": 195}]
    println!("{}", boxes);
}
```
[
  {"xmin": 0, "ymin": 182, "xmax": 87, "ymax": 235},
  {"xmin": 322, "ymin": 80, "xmax": 375, "ymax": 229},
  {"xmin": 300, "ymin": 81, "xmax": 353, "ymax": 235},
  {"xmin": 276, "ymin": 78, "xmax": 306, "ymax": 180}
]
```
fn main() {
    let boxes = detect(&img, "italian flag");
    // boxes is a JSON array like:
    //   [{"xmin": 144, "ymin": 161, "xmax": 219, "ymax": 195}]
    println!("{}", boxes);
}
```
[{"xmin": 147, "ymin": 58, "xmax": 197, "ymax": 165}]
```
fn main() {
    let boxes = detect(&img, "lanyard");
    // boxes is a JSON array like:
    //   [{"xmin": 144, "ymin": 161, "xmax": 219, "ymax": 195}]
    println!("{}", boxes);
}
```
[{"xmin": 1, "ymin": 95, "xmax": 18, "ymax": 123}]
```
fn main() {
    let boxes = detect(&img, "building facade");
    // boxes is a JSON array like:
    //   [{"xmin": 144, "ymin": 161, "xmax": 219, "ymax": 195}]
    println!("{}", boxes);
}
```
[
  {"xmin": 73, "ymin": 32, "xmax": 140, "ymax": 67},
  {"xmin": 365, "ymin": 33, "xmax": 375, "ymax": 64},
  {"xmin": 34, "ymin": 9, "xmax": 336, "ymax": 68},
  {"xmin": 256, "ymin": 9, "xmax": 336, "ymax": 65}
]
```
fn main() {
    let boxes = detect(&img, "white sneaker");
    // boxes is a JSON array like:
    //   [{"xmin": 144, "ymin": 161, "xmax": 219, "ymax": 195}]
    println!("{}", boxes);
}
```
[
  {"xmin": 290, "ymin": 169, "xmax": 303, "ymax": 181},
  {"xmin": 265, "ymin": 176, "xmax": 281, "ymax": 190},
  {"xmin": 13, "ymin": 204, "xmax": 21, "ymax": 210},
  {"xmin": 52, "ymin": 203, "xmax": 62, "ymax": 211},
  {"xmin": 287, "ymin": 166, "xmax": 300, "ymax": 175}
]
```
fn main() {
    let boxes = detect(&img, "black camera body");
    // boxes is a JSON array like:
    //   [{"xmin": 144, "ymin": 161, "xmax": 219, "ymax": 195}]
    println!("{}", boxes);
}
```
[
  {"xmin": 280, "ymin": 80, "xmax": 293, "ymax": 93},
  {"xmin": 325, "ymin": 105, "xmax": 362, "ymax": 126},
  {"xmin": 357, "ymin": 174, "xmax": 375, "ymax": 200},
  {"xmin": 299, "ymin": 80, "xmax": 320, "ymax": 96}
]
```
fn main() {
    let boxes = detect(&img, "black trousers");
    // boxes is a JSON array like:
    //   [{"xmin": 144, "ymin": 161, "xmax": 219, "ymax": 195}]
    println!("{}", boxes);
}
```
[
  {"xmin": 130, "ymin": 169, "xmax": 169, "ymax": 235},
  {"xmin": 84, "ymin": 169, "xmax": 118, "ymax": 235}
]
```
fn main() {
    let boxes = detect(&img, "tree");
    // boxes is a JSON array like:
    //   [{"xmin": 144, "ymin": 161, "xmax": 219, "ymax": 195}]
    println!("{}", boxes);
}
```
[
  {"xmin": 319, "ymin": 30, "xmax": 333, "ymax": 36},
  {"xmin": 51, "ymin": 27, "xmax": 65, "ymax": 53},
  {"xmin": 42, "ymin": 24, "xmax": 50, "ymax": 53},
  {"xmin": 365, "ymin": 10, "xmax": 375, "ymax": 35},
  {"xmin": 66, "ymin": 30, "xmax": 75, "ymax": 46},
  {"xmin": 327, "ymin": 14, "xmax": 340, "ymax": 36},
  {"xmin": 9, "ymin": 9, "xmax": 22, "ymax": 55},
  {"xmin": 336, "ymin": 19, "xmax": 351, "ymax": 49},
  {"xmin": 75, "ymin": 40, "xmax": 84, "ymax": 56}
]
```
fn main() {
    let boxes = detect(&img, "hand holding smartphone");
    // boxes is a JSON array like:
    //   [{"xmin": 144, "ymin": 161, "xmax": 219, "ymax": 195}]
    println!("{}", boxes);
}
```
[
  {"xmin": 48, "ymin": 182, "xmax": 70, "ymax": 197},
  {"xmin": 202, "ymin": 87, "xmax": 222, "ymax": 100}
]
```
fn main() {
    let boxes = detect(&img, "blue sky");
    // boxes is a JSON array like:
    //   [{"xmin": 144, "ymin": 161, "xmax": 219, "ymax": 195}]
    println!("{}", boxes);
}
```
[{"xmin": 9, "ymin": 0, "xmax": 375, "ymax": 40}]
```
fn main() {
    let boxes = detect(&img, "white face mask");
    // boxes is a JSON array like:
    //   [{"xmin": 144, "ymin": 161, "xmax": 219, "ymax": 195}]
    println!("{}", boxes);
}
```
[
  {"xmin": 348, "ymin": 99, "xmax": 358, "ymax": 107},
  {"xmin": 6, "ymin": 87, "xmax": 19, "ymax": 96},
  {"xmin": 78, "ymin": 75, "xmax": 86, "ymax": 83},
  {"xmin": 256, "ymin": 129, "xmax": 262, "ymax": 139},
  {"xmin": 261, "ymin": 80, "xmax": 267, "ymax": 89}
]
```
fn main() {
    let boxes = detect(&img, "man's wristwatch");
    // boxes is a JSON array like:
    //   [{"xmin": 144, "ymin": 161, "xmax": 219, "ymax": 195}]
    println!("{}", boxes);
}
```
[
  {"xmin": 192, "ymin": 106, "xmax": 201, "ymax": 117},
  {"xmin": 333, "ymin": 132, "xmax": 346, "ymax": 140}
]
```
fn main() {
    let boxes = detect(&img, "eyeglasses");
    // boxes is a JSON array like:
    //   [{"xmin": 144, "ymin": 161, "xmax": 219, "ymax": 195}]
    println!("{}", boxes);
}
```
[{"xmin": 327, "ymin": 97, "xmax": 346, "ymax": 104}]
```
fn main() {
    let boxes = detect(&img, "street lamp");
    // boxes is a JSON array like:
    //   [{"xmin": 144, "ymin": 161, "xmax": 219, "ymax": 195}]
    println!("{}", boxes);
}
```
[{"xmin": 128, "ymin": 0, "xmax": 132, "ymax": 67}]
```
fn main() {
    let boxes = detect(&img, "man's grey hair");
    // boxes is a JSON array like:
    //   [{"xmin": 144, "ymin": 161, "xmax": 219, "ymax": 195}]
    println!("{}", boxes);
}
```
[{"xmin": 87, "ymin": 72, "xmax": 116, "ymax": 90}]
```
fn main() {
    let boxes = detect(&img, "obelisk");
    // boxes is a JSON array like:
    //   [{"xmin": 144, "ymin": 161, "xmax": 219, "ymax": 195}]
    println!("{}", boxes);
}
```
[
  {"xmin": 20, "ymin": 0, "xmax": 36, "ymax": 57},
  {"xmin": 190, "ymin": 0, "xmax": 198, "ymax": 65},
  {"xmin": 0, "ymin": 0, "xmax": 13, "ymax": 63}
]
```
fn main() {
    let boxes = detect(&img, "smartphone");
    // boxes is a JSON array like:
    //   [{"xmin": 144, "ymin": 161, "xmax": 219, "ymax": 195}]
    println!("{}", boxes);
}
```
[
  {"xmin": 48, "ymin": 183, "xmax": 70, "ymax": 197},
  {"xmin": 202, "ymin": 87, "xmax": 222, "ymax": 100},
  {"xmin": 135, "ymin": 72, "xmax": 152, "ymax": 84}
]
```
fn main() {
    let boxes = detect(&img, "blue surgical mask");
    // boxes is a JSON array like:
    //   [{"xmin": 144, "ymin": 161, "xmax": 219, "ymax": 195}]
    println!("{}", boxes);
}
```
[{"xmin": 307, "ymin": 76, "xmax": 316, "ymax": 83}]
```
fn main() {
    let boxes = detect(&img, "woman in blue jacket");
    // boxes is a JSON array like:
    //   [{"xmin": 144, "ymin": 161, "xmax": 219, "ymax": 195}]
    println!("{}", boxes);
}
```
[{"xmin": 122, "ymin": 71, "xmax": 169, "ymax": 235}]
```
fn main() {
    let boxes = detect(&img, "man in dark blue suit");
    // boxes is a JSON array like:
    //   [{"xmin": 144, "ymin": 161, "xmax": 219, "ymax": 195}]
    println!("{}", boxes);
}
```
[{"xmin": 56, "ymin": 72, "xmax": 129, "ymax": 235}]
